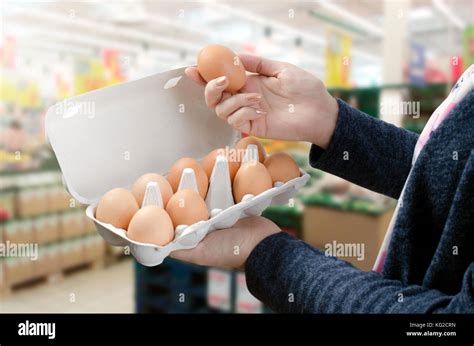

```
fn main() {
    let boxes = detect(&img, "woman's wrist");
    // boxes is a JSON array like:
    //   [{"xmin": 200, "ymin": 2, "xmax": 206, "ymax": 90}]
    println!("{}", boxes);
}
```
[
  {"xmin": 240, "ymin": 222, "xmax": 280, "ymax": 270},
  {"xmin": 314, "ymin": 95, "xmax": 339, "ymax": 150}
]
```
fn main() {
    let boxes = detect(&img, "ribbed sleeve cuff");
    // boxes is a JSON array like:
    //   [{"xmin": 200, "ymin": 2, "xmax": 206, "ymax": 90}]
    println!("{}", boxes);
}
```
[
  {"xmin": 244, "ymin": 232, "xmax": 306, "ymax": 312},
  {"xmin": 309, "ymin": 98, "xmax": 352, "ymax": 171}
]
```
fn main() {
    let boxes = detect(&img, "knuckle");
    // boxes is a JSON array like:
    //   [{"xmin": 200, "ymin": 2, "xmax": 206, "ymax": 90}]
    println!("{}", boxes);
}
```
[
  {"xmin": 215, "ymin": 106, "xmax": 226, "ymax": 119},
  {"xmin": 204, "ymin": 94, "xmax": 212, "ymax": 106},
  {"xmin": 227, "ymin": 115, "xmax": 237, "ymax": 126}
]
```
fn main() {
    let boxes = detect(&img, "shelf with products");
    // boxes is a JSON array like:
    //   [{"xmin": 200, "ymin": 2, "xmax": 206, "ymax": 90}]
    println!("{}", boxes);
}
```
[
  {"xmin": 0, "ymin": 233, "xmax": 107, "ymax": 296},
  {"xmin": 328, "ymin": 83, "xmax": 449, "ymax": 130},
  {"xmin": 0, "ymin": 169, "xmax": 127, "ymax": 296},
  {"xmin": 403, "ymin": 83, "xmax": 449, "ymax": 134},
  {"xmin": 135, "ymin": 258, "xmax": 271, "ymax": 314},
  {"xmin": 329, "ymin": 86, "xmax": 381, "ymax": 118}
]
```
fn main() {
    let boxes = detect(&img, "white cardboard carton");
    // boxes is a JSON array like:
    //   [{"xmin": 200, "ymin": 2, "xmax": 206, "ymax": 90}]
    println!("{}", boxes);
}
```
[{"xmin": 45, "ymin": 67, "xmax": 309, "ymax": 266}]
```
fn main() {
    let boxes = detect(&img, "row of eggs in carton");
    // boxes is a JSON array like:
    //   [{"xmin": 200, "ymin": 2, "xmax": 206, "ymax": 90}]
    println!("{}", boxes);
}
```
[{"xmin": 94, "ymin": 136, "xmax": 302, "ymax": 248}]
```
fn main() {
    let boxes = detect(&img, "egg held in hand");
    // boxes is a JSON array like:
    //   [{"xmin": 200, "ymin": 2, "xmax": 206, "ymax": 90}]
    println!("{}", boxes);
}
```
[
  {"xmin": 264, "ymin": 152, "xmax": 301, "ymax": 184},
  {"xmin": 95, "ymin": 188, "xmax": 139, "ymax": 230},
  {"xmin": 167, "ymin": 157, "xmax": 209, "ymax": 199},
  {"xmin": 233, "ymin": 160, "xmax": 273, "ymax": 203},
  {"xmin": 201, "ymin": 148, "xmax": 240, "ymax": 182},
  {"xmin": 197, "ymin": 44, "xmax": 246, "ymax": 93},
  {"xmin": 235, "ymin": 136, "xmax": 267, "ymax": 163},
  {"xmin": 127, "ymin": 205, "xmax": 174, "ymax": 246},
  {"xmin": 132, "ymin": 173, "xmax": 173, "ymax": 206},
  {"xmin": 166, "ymin": 189, "xmax": 209, "ymax": 228}
]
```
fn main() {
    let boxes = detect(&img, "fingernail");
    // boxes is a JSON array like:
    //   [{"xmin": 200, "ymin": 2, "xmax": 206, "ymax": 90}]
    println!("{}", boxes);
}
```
[
  {"xmin": 216, "ymin": 76, "xmax": 227, "ymax": 86},
  {"xmin": 256, "ymin": 110, "xmax": 267, "ymax": 115},
  {"xmin": 247, "ymin": 94, "xmax": 262, "ymax": 103}
]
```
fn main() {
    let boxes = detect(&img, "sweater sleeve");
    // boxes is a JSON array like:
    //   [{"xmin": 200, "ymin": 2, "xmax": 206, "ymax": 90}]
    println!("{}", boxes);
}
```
[
  {"xmin": 245, "ymin": 232, "xmax": 474, "ymax": 313},
  {"xmin": 310, "ymin": 99, "xmax": 419, "ymax": 199}
]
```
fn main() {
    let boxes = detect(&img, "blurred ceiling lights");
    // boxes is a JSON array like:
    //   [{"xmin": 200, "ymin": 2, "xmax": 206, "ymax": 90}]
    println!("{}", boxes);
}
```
[
  {"xmin": 1, "ymin": 0, "xmax": 469, "ymax": 76},
  {"xmin": 317, "ymin": 0, "xmax": 384, "ymax": 38},
  {"xmin": 432, "ymin": 0, "xmax": 466, "ymax": 30}
]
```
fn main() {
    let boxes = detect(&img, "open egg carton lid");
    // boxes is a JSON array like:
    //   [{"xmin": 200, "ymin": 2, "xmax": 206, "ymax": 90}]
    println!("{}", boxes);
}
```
[
  {"xmin": 45, "ymin": 67, "xmax": 239, "ymax": 205},
  {"xmin": 45, "ymin": 67, "xmax": 310, "ymax": 266}
]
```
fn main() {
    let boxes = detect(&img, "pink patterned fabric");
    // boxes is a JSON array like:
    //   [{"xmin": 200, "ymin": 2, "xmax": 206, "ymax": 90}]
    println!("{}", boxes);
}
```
[{"xmin": 373, "ymin": 65, "xmax": 474, "ymax": 272}]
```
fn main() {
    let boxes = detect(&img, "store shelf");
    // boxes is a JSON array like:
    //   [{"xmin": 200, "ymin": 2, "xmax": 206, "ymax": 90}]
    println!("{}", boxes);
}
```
[
  {"xmin": 135, "ymin": 258, "xmax": 273, "ymax": 314},
  {"xmin": 0, "ymin": 170, "xmax": 128, "ymax": 297}
]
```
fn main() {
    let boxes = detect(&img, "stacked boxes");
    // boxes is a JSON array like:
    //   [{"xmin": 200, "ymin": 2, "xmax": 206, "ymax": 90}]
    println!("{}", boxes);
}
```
[
  {"xmin": 0, "ymin": 187, "xmax": 15, "ymax": 218},
  {"xmin": 0, "ymin": 255, "xmax": 4, "ymax": 293},
  {"xmin": 3, "ymin": 257, "xmax": 34, "ymax": 286},
  {"xmin": 59, "ymin": 211, "xmax": 85, "ymax": 240},
  {"xmin": 34, "ymin": 215, "xmax": 60, "ymax": 245},
  {"xmin": 83, "ymin": 235, "xmax": 106, "ymax": 263},
  {"xmin": 34, "ymin": 244, "xmax": 62, "ymax": 277},
  {"xmin": 0, "ymin": 170, "xmax": 108, "ymax": 292},
  {"xmin": 3, "ymin": 220, "xmax": 34, "ymax": 245},
  {"xmin": 60, "ymin": 239, "xmax": 84, "ymax": 269}
]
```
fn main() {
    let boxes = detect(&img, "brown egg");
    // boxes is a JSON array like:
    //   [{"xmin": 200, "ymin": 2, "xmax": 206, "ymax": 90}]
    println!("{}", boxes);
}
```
[
  {"xmin": 264, "ymin": 153, "xmax": 301, "ymax": 184},
  {"xmin": 95, "ymin": 188, "xmax": 139, "ymax": 230},
  {"xmin": 233, "ymin": 161, "xmax": 273, "ymax": 203},
  {"xmin": 201, "ymin": 148, "xmax": 240, "ymax": 182},
  {"xmin": 127, "ymin": 205, "xmax": 174, "ymax": 246},
  {"xmin": 197, "ymin": 44, "xmax": 246, "ymax": 92},
  {"xmin": 132, "ymin": 173, "xmax": 173, "ymax": 206},
  {"xmin": 167, "ymin": 157, "xmax": 209, "ymax": 199},
  {"xmin": 166, "ymin": 189, "xmax": 209, "ymax": 228},
  {"xmin": 235, "ymin": 136, "xmax": 266, "ymax": 163}
]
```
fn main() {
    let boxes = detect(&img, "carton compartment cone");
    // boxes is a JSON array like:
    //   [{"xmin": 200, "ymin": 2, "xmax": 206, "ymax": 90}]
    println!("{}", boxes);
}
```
[
  {"xmin": 206, "ymin": 155, "xmax": 234, "ymax": 213},
  {"xmin": 142, "ymin": 182, "xmax": 163, "ymax": 208},
  {"xmin": 177, "ymin": 168, "xmax": 199, "ymax": 193},
  {"xmin": 46, "ymin": 68, "xmax": 310, "ymax": 266}
]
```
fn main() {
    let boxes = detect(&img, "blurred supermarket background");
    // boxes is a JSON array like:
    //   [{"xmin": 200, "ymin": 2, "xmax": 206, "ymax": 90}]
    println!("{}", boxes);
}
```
[{"xmin": 0, "ymin": 0, "xmax": 473, "ymax": 313}]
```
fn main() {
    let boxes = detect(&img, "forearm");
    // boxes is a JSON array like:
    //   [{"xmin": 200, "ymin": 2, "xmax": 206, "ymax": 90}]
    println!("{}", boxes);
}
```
[
  {"xmin": 311, "ymin": 99, "xmax": 419, "ymax": 199},
  {"xmin": 245, "ymin": 233, "xmax": 472, "ymax": 313}
]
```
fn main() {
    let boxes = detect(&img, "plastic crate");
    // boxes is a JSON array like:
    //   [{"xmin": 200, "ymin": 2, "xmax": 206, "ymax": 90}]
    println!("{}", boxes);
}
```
[{"xmin": 135, "ymin": 258, "xmax": 211, "ymax": 313}]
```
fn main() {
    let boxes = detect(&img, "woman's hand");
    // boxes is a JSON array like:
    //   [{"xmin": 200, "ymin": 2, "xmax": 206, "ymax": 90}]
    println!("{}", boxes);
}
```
[
  {"xmin": 170, "ymin": 216, "xmax": 280, "ymax": 269},
  {"xmin": 185, "ymin": 54, "xmax": 339, "ymax": 149}
]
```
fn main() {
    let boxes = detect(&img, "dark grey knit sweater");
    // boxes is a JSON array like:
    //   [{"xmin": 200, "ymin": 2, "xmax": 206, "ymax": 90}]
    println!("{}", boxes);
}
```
[{"xmin": 245, "ymin": 91, "xmax": 474, "ymax": 313}]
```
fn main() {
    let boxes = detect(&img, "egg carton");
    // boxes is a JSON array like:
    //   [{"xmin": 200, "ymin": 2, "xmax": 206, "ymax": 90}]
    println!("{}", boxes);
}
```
[
  {"xmin": 45, "ymin": 67, "xmax": 309, "ymax": 267},
  {"xmin": 87, "ymin": 145, "xmax": 309, "ymax": 266}
]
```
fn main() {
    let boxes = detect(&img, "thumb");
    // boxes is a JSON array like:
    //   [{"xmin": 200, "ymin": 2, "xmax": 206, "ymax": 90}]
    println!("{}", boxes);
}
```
[{"xmin": 238, "ymin": 54, "xmax": 285, "ymax": 77}]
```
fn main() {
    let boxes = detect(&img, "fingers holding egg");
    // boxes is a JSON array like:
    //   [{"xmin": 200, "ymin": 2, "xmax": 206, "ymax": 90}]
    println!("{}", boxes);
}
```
[
  {"xmin": 227, "ymin": 107, "xmax": 266, "ymax": 130},
  {"xmin": 234, "ymin": 122, "xmax": 251, "ymax": 136},
  {"xmin": 197, "ymin": 44, "xmax": 246, "ymax": 93},
  {"xmin": 204, "ymin": 76, "xmax": 233, "ymax": 108},
  {"xmin": 184, "ymin": 67, "xmax": 206, "ymax": 86},
  {"xmin": 215, "ymin": 93, "xmax": 262, "ymax": 121}
]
